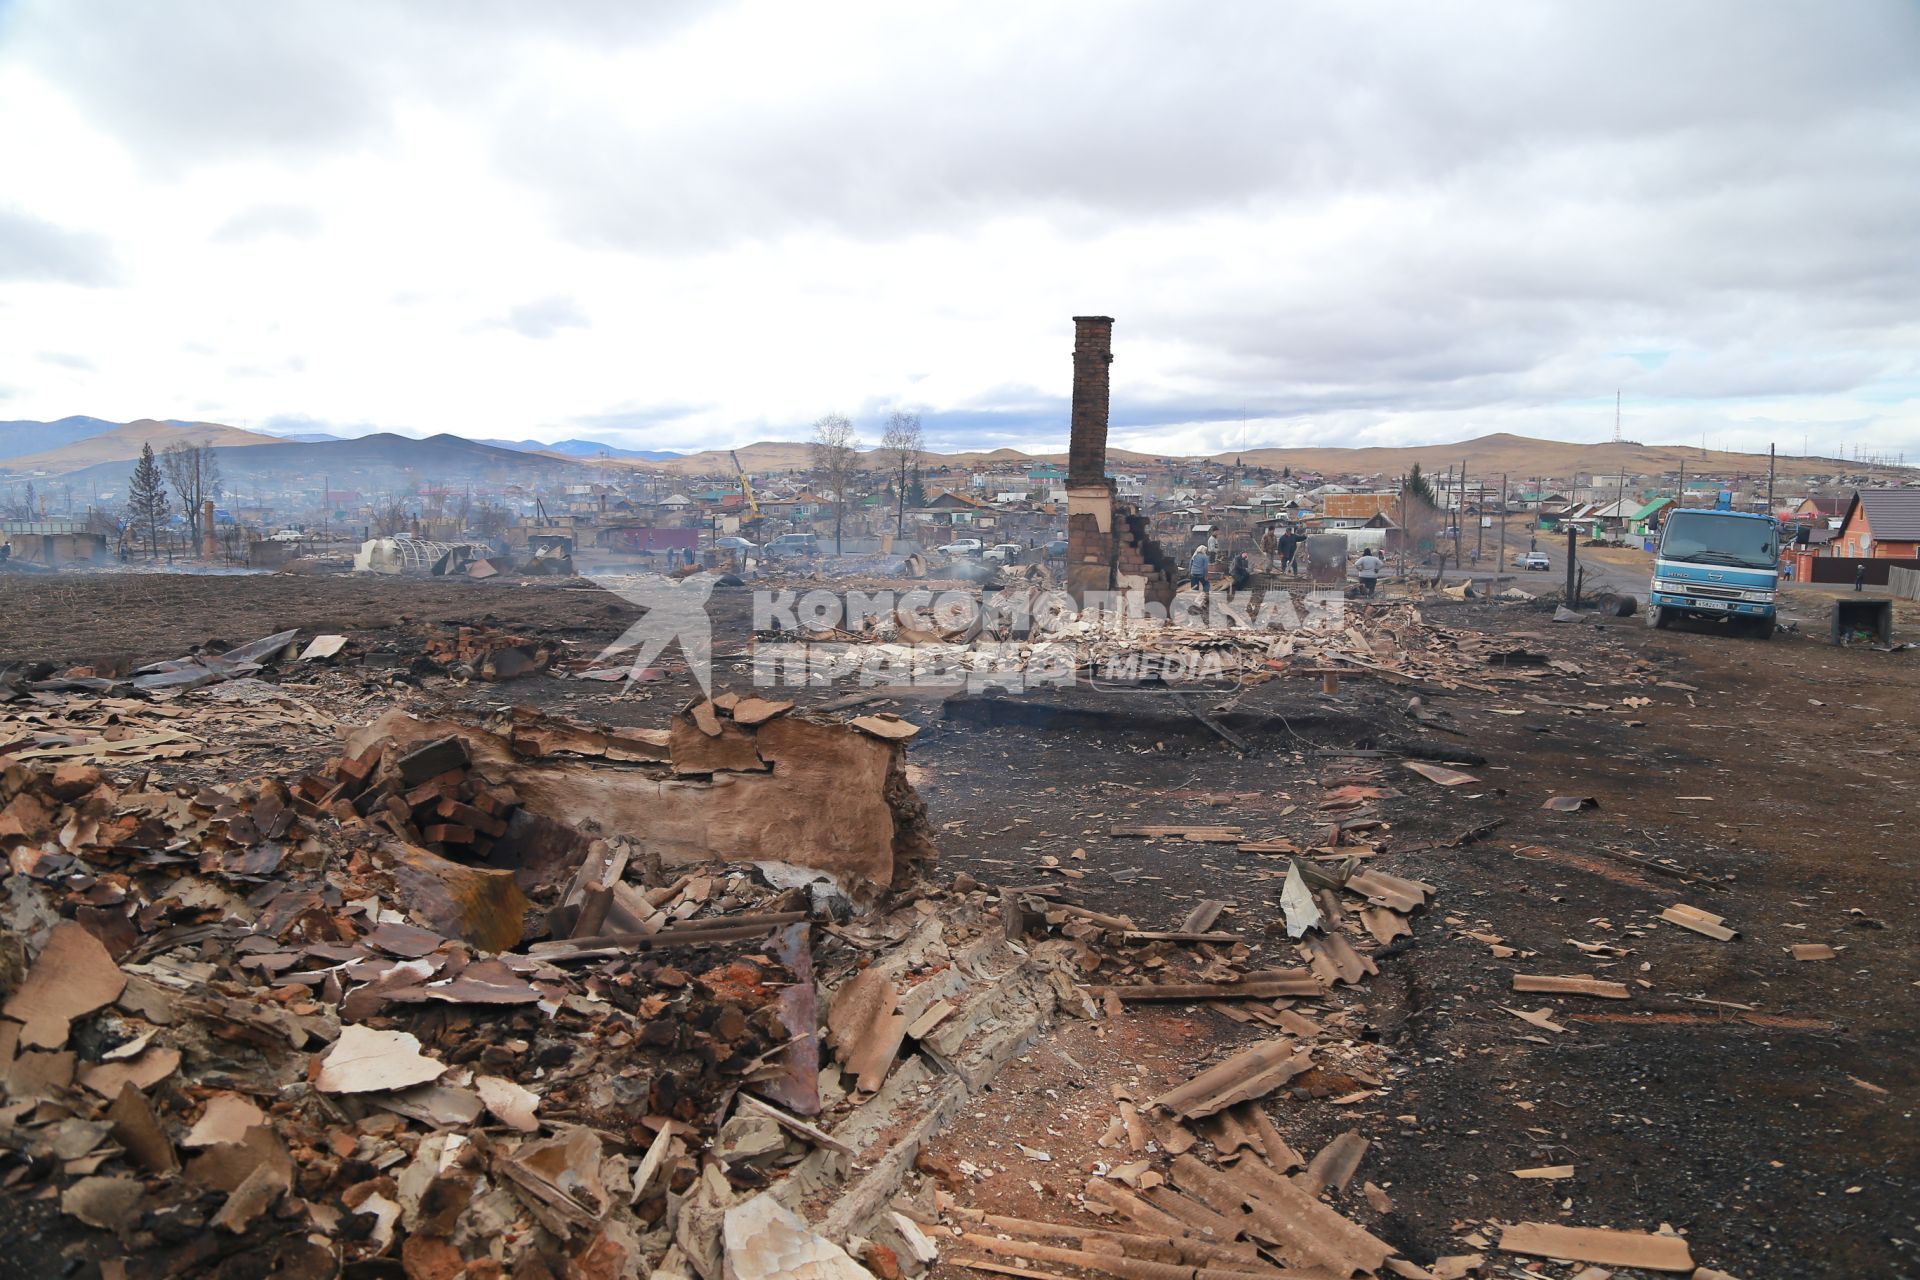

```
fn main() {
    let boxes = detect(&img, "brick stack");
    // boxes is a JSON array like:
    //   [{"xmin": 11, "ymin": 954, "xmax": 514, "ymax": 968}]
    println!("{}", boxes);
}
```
[
  {"xmin": 1068, "ymin": 315, "xmax": 1115, "ymax": 487},
  {"xmin": 1062, "ymin": 315, "xmax": 1179, "ymax": 607},
  {"xmin": 1117, "ymin": 510, "xmax": 1180, "ymax": 606},
  {"xmin": 296, "ymin": 733, "xmax": 522, "ymax": 860}
]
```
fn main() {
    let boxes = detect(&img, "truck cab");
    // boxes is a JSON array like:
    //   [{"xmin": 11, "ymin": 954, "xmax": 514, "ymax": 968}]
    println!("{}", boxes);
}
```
[{"xmin": 1646, "ymin": 502, "xmax": 1779, "ymax": 638}]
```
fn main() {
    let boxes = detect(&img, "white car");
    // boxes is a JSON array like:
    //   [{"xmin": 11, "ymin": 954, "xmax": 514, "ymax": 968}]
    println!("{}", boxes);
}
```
[
  {"xmin": 982, "ymin": 543, "xmax": 1024, "ymax": 564},
  {"xmin": 1517, "ymin": 550, "xmax": 1551, "ymax": 570},
  {"xmin": 937, "ymin": 538, "xmax": 984, "ymax": 556}
]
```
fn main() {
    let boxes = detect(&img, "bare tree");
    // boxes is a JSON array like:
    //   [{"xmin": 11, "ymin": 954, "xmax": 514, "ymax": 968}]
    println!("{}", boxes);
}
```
[
  {"xmin": 373, "ymin": 497, "xmax": 411, "ymax": 537},
  {"xmin": 811, "ymin": 413, "xmax": 861, "ymax": 554},
  {"xmin": 161, "ymin": 440, "xmax": 222, "ymax": 548},
  {"xmin": 473, "ymin": 502, "xmax": 511, "ymax": 539},
  {"xmin": 880, "ymin": 409, "xmax": 923, "ymax": 538}
]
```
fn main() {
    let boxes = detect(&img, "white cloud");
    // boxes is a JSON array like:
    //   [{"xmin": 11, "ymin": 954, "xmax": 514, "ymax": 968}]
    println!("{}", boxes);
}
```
[
  {"xmin": 0, "ymin": 0, "xmax": 1914, "ymax": 459},
  {"xmin": 503, "ymin": 295, "xmax": 589, "ymax": 340}
]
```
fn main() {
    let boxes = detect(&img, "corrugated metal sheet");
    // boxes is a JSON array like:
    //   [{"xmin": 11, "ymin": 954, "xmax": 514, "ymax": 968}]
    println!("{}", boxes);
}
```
[
  {"xmin": 2, "ymin": 520, "xmax": 99, "ymax": 536},
  {"xmin": 1852, "ymin": 490, "xmax": 1920, "ymax": 542},
  {"xmin": 1320, "ymin": 492, "xmax": 1400, "ymax": 520}
]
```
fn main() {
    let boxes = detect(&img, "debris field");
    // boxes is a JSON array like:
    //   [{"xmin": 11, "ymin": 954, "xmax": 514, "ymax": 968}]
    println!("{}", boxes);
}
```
[{"xmin": 1, "ymin": 568, "xmax": 1916, "ymax": 1279}]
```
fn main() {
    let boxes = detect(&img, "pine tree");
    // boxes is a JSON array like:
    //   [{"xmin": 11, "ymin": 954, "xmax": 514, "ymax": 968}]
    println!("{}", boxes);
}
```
[
  {"xmin": 127, "ymin": 443, "xmax": 170, "ymax": 559},
  {"xmin": 1403, "ymin": 463, "xmax": 1437, "ymax": 506},
  {"xmin": 904, "ymin": 468, "xmax": 927, "ymax": 509}
]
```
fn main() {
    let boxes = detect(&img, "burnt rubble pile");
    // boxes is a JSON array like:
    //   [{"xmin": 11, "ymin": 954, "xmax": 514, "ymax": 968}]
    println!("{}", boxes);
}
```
[{"xmin": 0, "ymin": 695, "xmax": 969, "ymax": 1279}]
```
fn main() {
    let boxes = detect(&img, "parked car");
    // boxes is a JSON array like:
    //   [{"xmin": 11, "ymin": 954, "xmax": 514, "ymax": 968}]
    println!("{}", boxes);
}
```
[
  {"xmin": 1517, "ymin": 550, "xmax": 1551, "ymax": 570},
  {"xmin": 982, "ymin": 543, "xmax": 1024, "ymax": 564},
  {"xmin": 766, "ymin": 533, "xmax": 820, "ymax": 556},
  {"xmin": 937, "ymin": 538, "xmax": 984, "ymax": 556},
  {"xmin": 712, "ymin": 536, "xmax": 759, "ymax": 552},
  {"xmin": 1045, "ymin": 538, "xmax": 1069, "ymax": 558}
]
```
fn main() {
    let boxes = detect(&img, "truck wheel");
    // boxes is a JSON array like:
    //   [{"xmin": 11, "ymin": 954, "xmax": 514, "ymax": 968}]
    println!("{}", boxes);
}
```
[
  {"xmin": 1646, "ymin": 604, "xmax": 1667, "ymax": 630},
  {"xmin": 1747, "ymin": 615, "xmax": 1775, "ymax": 640}
]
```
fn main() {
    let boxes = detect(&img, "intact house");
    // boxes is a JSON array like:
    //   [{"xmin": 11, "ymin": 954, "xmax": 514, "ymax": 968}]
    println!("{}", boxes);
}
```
[
  {"xmin": 1629, "ymin": 497, "xmax": 1674, "ymax": 537},
  {"xmin": 1317, "ymin": 491, "xmax": 1401, "ymax": 529},
  {"xmin": 1791, "ymin": 495, "xmax": 1852, "ymax": 529},
  {"xmin": 1834, "ymin": 490, "xmax": 1920, "ymax": 559}
]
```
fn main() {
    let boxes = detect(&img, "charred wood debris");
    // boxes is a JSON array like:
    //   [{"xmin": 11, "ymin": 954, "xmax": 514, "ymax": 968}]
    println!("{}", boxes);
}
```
[{"xmin": 0, "ymin": 613, "xmax": 1733, "ymax": 1280}]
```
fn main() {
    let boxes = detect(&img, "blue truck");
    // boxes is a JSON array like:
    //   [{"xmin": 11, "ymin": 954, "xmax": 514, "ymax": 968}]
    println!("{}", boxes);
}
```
[{"xmin": 1646, "ymin": 497, "xmax": 1780, "ymax": 638}]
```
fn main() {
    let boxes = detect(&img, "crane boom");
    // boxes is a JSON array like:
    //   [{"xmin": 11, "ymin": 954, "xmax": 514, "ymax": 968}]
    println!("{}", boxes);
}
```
[{"xmin": 730, "ymin": 450, "xmax": 761, "ymax": 520}]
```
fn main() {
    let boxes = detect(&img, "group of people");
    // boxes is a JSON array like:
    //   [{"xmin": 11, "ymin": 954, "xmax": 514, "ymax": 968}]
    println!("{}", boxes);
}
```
[
  {"xmin": 1260, "ymin": 525, "xmax": 1302, "ymax": 575},
  {"xmin": 1184, "ymin": 526, "xmax": 1386, "ymax": 600},
  {"xmin": 1185, "ymin": 525, "xmax": 1309, "ymax": 601}
]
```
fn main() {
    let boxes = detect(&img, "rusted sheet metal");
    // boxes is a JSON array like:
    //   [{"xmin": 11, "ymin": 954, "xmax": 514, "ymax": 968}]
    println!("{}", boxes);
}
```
[
  {"xmin": 760, "ymin": 922, "xmax": 822, "ymax": 1116},
  {"xmin": 1147, "ymin": 1040, "xmax": 1313, "ymax": 1120}
]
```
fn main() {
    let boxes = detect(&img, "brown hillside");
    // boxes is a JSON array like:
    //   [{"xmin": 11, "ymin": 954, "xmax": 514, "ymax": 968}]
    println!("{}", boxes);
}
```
[
  {"xmin": 5, "ymin": 420, "xmax": 277, "ymax": 475},
  {"xmin": 1206, "ymin": 432, "xmax": 1874, "ymax": 483},
  {"xmin": 620, "ymin": 431, "xmax": 1885, "ymax": 483}
]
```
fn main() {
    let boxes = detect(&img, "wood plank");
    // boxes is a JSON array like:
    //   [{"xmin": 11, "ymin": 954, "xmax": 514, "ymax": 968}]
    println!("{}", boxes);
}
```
[
  {"xmin": 1092, "ymin": 977, "xmax": 1323, "ymax": 1002},
  {"xmin": 1511, "ymin": 975, "xmax": 1631, "ymax": 999},
  {"xmin": 1660, "ymin": 903, "xmax": 1736, "ymax": 941},
  {"xmin": 1110, "ymin": 825, "xmax": 1246, "ymax": 842},
  {"xmin": 1498, "ymin": 1223, "xmax": 1694, "ymax": 1272}
]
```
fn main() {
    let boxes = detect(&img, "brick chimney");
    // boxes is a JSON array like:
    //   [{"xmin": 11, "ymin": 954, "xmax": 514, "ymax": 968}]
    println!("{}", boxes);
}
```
[{"xmin": 1067, "ymin": 316, "xmax": 1114, "ymax": 488}]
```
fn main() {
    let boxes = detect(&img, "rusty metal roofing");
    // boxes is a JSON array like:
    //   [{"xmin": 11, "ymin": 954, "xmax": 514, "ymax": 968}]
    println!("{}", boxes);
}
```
[{"xmin": 1319, "ymin": 492, "xmax": 1400, "ymax": 520}]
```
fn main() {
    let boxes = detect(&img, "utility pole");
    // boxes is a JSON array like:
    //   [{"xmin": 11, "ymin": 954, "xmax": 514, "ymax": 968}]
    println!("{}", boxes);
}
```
[
  {"xmin": 1453, "ymin": 457, "xmax": 1466, "ymax": 576},
  {"xmin": 1767, "ymin": 443, "xmax": 1776, "ymax": 514},
  {"xmin": 1565, "ymin": 526, "xmax": 1579, "ymax": 607},
  {"xmin": 1494, "ymin": 473, "xmax": 1508, "ymax": 594},
  {"xmin": 1398, "ymin": 480, "xmax": 1407, "ymax": 588}
]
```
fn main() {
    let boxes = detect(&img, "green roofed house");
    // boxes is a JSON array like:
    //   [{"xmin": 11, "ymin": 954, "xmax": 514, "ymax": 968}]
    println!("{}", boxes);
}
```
[{"xmin": 1629, "ymin": 496, "xmax": 1674, "ymax": 536}]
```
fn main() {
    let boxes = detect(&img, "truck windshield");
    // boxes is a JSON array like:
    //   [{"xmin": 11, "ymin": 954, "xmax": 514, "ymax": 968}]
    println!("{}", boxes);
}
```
[{"xmin": 1660, "ymin": 511, "xmax": 1777, "ymax": 570}]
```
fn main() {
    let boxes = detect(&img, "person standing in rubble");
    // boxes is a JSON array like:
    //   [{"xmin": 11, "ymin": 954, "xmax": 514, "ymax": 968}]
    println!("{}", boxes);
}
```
[
  {"xmin": 1279, "ymin": 528, "xmax": 1300, "ymax": 575},
  {"xmin": 1354, "ymin": 548, "xmax": 1384, "ymax": 597},
  {"xmin": 1188, "ymin": 542, "xmax": 1211, "ymax": 599},
  {"xmin": 1227, "ymin": 550, "xmax": 1252, "ymax": 600},
  {"xmin": 1260, "ymin": 525, "xmax": 1278, "ymax": 574}
]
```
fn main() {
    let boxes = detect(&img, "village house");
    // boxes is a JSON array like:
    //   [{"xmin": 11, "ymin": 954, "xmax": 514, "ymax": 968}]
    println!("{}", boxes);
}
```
[
  {"xmin": 1834, "ymin": 489, "xmax": 1920, "ymax": 559},
  {"xmin": 1790, "ymin": 495, "xmax": 1851, "ymax": 528},
  {"xmin": 1317, "ymin": 491, "xmax": 1400, "ymax": 529}
]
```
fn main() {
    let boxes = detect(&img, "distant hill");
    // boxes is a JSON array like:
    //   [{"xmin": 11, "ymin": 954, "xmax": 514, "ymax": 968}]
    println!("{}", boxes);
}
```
[
  {"xmin": 3, "ymin": 419, "xmax": 278, "ymax": 473},
  {"xmin": 629, "ymin": 432, "xmax": 1890, "ymax": 483},
  {"xmin": 1205, "ymin": 432, "xmax": 1870, "ymax": 483},
  {"xmin": 0, "ymin": 415, "xmax": 122, "ymax": 462},
  {"xmin": 57, "ymin": 432, "xmax": 584, "ymax": 494},
  {"xmin": 643, "ymin": 442, "xmax": 1047, "ymax": 476},
  {"xmin": 477, "ymin": 437, "xmax": 683, "ymax": 461}
]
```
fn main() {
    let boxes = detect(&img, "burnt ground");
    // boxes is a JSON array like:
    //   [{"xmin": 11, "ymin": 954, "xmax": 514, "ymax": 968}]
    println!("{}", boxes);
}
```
[
  {"xmin": 4, "ymin": 569, "xmax": 1919, "ymax": 1276},
  {"xmin": 910, "ymin": 604, "xmax": 1920, "ymax": 1277}
]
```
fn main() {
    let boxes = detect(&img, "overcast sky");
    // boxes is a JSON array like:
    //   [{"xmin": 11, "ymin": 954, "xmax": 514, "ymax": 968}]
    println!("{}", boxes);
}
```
[{"xmin": 1, "ymin": 1, "xmax": 1916, "ymax": 459}]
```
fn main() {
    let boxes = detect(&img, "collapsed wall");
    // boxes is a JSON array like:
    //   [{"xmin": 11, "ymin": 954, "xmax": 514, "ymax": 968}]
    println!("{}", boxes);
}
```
[
  {"xmin": 341, "ymin": 699, "xmax": 938, "ymax": 904},
  {"xmin": 1062, "ymin": 315, "xmax": 1181, "ymax": 609}
]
